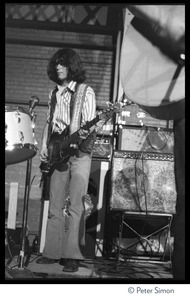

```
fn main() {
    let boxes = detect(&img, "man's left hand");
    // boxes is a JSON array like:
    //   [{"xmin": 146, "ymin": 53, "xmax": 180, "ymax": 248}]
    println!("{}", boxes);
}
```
[{"xmin": 79, "ymin": 129, "xmax": 89, "ymax": 139}]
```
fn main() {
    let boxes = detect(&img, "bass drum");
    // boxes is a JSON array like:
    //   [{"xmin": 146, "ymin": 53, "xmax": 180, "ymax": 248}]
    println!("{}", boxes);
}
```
[
  {"xmin": 120, "ymin": 16, "xmax": 185, "ymax": 120},
  {"xmin": 5, "ymin": 105, "xmax": 37, "ymax": 165}
]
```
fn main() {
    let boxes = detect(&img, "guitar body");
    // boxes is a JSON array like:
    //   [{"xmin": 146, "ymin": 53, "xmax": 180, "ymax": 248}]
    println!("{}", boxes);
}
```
[
  {"xmin": 40, "ymin": 130, "xmax": 78, "ymax": 176},
  {"xmin": 120, "ymin": 17, "xmax": 185, "ymax": 120},
  {"xmin": 47, "ymin": 131, "xmax": 73, "ymax": 164}
]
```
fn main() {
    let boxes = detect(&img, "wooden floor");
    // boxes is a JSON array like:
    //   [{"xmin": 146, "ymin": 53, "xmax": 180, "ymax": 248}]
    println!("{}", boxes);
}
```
[{"xmin": 5, "ymin": 252, "xmax": 173, "ymax": 281}]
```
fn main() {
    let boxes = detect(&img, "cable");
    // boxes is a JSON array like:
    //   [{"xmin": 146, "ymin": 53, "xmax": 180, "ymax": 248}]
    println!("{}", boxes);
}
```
[
  {"xmin": 94, "ymin": 258, "xmax": 154, "ymax": 279},
  {"xmin": 134, "ymin": 156, "xmax": 142, "ymax": 211},
  {"xmin": 141, "ymin": 153, "xmax": 148, "ymax": 214}
]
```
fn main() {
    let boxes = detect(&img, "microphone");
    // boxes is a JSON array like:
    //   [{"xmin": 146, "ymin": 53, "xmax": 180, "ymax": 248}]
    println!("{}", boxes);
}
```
[{"xmin": 29, "ymin": 96, "xmax": 40, "ymax": 112}]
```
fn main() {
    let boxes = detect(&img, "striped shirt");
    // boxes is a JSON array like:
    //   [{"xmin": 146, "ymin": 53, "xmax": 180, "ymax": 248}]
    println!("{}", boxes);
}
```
[{"xmin": 47, "ymin": 81, "xmax": 96, "ymax": 133}]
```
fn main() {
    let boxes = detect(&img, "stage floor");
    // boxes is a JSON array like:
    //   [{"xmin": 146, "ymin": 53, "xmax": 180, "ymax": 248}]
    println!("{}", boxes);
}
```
[{"xmin": 5, "ymin": 253, "xmax": 173, "ymax": 281}]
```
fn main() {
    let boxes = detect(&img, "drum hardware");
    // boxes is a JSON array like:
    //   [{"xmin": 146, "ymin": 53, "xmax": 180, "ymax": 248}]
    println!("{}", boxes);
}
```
[
  {"xmin": 5, "ymin": 158, "xmax": 34, "ymax": 278},
  {"xmin": 18, "ymin": 131, "xmax": 24, "ymax": 142},
  {"xmin": 15, "ymin": 110, "xmax": 21, "ymax": 123},
  {"xmin": 18, "ymin": 158, "xmax": 32, "ymax": 269}
]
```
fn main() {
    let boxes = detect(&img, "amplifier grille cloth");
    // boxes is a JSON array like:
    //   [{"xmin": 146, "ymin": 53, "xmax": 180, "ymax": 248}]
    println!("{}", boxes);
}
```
[{"xmin": 110, "ymin": 153, "xmax": 176, "ymax": 214}]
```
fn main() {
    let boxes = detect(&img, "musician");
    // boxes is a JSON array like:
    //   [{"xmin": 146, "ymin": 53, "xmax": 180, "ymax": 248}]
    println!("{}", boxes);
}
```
[
  {"xmin": 36, "ymin": 48, "xmax": 96, "ymax": 272},
  {"xmin": 126, "ymin": 5, "xmax": 185, "ymax": 280}
]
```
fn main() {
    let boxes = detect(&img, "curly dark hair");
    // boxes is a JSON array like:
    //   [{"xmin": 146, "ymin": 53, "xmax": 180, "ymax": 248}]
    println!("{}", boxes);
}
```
[{"xmin": 47, "ymin": 48, "xmax": 87, "ymax": 84}]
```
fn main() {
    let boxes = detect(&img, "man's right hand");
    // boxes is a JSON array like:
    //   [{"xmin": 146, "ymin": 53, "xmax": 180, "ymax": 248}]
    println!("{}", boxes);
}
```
[{"xmin": 40, "ymin": 146, "xmax": 48, "ymax": 162}]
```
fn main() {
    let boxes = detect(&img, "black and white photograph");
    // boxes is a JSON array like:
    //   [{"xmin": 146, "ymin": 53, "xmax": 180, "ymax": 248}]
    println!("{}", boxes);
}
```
[{"xmin": 4, "ymin": 3, "xmax": 186, "ymax": 291}]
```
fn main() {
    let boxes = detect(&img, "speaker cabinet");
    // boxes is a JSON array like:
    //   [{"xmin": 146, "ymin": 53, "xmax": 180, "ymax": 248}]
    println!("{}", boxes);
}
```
[
  {"xmin": 118, "ymin": 126, "xmax": 174, "ymax": 153},
  {"xmin": 110, "ymin": 151, "xmax": 176, "ymax": 214}
]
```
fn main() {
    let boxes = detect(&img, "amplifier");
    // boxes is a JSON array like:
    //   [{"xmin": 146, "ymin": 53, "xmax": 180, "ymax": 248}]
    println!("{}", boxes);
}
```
[
  {"xmin": 116, "ymin": 103, "xmax": 173, "ymax": 128},
  {"xmin": 118, "ymin": 126, "xmax": 174, "ymax": 153},
  {"xmin": 110, "ymin": 151, "xmax": 176, "ymax": 214},
  {"xmin": 92, "ymin": 136, "xmax": 112, "ymax": 159}
]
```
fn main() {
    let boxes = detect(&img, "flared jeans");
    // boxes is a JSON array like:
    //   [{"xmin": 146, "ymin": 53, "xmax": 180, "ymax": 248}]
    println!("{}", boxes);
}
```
[{"xmin": 43, "ymin": 151, "xmax": 92, "ymax": 260}]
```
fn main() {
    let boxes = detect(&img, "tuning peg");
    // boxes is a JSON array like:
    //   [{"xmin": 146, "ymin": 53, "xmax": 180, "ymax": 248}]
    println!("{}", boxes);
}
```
[{"xmin": 106, "ymin": 101, "xmax": 114, "ymax": 108}]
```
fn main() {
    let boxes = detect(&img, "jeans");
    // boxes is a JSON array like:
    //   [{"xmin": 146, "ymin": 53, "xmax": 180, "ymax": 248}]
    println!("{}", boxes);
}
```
[{"xmin": 43, "ymin": 151, "xmax": 92, "ymax": 260}]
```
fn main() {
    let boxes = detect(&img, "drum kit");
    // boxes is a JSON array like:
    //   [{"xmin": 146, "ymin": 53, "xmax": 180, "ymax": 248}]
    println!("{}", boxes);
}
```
[
  {"xmin": 5, "ymin": 96, "xmax": 39, "ymax": 274},
  {"xmin": 5, "ymin": 96, "xmax": 39, "ymax": 165}
]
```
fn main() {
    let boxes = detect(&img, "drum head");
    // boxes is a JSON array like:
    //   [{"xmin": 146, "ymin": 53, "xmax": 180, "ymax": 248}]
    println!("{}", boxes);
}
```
[
  {"xmin": 120, "ymin": 17, "xmax": 185, "ymax": 120},
  {"xmin": 5, "ymin": 105, "xmax": 30, "ymax": 115}
]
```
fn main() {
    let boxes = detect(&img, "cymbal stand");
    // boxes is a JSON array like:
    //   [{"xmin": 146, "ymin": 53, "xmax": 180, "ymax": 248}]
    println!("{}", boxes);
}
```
[
  {"xmin": 18, "ymin": 158, "xmax": 32, "ymax": 269},
  {"xmin": 18, "ymin": 102, "xmax": 38, "ymax": 269}
]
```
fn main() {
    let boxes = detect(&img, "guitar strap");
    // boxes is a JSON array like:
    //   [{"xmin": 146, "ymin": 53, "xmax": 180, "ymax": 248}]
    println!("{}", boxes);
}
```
[
  {"xmin": 69, "ymin": 83, "xmax": 88, "ymax": 134},
  {"xmin": 70, "ymin": 83, "xmax": 96, "ymax": 154},
  {"xmin": 47, "ymin": 87, "xmax": 58, "ymax": 144},
  {"xmin": 69, "ymin": 83, "xmax": 78, "ymax": 121}
]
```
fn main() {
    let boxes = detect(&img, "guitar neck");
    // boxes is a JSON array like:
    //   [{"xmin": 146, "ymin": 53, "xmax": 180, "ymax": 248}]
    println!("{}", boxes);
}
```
[
  {"xmin": 58, "ymin": 109, "xmax": 117, "ymax": 151},
  {"xmin": 60, "ymin": 131, "xmax": 80, "ymax": 149},
  {"xmin": 82, "ymin": 115, "xmax": 100, "ymax": 130},
  {"xmin": 58, "ymin": 115, "xmax": 100, "ymax": 150}
]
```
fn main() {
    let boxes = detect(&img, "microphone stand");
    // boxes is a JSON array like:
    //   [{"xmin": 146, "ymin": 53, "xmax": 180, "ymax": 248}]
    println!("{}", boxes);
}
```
[{"xmin": 6, "ymin": 158, "xmax": 34, "ymax": 278}]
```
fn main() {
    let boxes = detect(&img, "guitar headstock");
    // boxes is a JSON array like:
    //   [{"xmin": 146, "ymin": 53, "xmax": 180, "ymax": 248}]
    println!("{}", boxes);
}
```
[
  {"xmin": 98, "ymin": 102, "xmax": 126, "ymax": 121},
  {"xmin": 106, "ymin": 101, "xmax": 126, "ymax": 112}
]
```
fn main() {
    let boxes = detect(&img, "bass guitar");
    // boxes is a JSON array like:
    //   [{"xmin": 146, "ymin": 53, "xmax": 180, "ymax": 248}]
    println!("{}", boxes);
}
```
[
  {"xmin": 40, "ymin": 103, "xmax": 124, "ymax": 176},
  {"xmin": 120, "ymin": 16, "xmax": 185, "ymax": 120}
]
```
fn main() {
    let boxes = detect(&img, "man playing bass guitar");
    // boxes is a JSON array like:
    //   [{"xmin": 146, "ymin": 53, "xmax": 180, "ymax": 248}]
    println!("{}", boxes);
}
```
[{"xmin": 36, "ymin": 48, "xmax": 96, "ymax": 272}]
